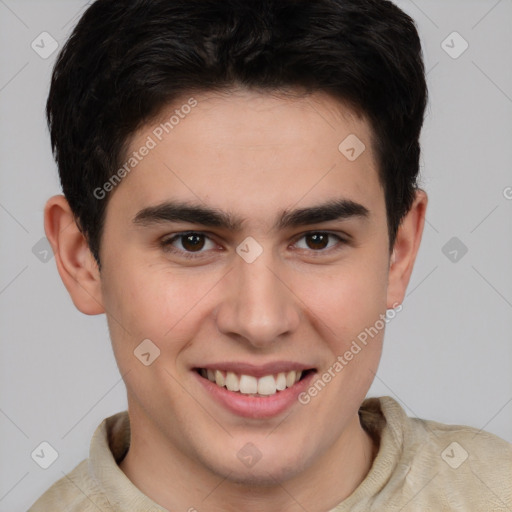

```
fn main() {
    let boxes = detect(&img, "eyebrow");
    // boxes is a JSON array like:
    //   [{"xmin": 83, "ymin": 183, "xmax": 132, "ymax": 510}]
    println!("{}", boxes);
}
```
[{"xmin": 133, "ymin": 198, "xmax": 370, "ymax": 232}]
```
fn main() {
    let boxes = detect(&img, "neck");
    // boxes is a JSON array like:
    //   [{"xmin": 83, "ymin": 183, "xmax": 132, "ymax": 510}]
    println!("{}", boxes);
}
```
[{"xmin": 119, "ymin": 402, "xmax": 376, "ymax": 512}]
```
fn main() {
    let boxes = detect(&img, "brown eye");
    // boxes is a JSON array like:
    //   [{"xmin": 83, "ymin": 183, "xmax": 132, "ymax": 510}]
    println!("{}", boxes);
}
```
[
  {"xmin": 294, "ymin": 232, "xmax": 345, "ymax": 252},
  {"xmin": 304, "ymin": 233, "xmax": 330, "ymax": 250},
  {"xmin": 180, "ymin": 233, "xmax": 206, "ymax": 252},
  {"xmin": 161, "ymin": 232, "xmax": 217, "ymax": 259}
]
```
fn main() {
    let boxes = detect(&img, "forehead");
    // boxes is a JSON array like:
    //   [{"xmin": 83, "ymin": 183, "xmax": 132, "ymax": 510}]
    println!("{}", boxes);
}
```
[{"xmin": 108, "ymin": 89, "xmax": 384, "ymax": 228}]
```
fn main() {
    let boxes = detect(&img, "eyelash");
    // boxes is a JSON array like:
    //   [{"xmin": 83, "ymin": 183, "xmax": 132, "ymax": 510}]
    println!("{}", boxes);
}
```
[{"xmin": 160, "ymin": 231, "xmax": 349, "ymax": 260}]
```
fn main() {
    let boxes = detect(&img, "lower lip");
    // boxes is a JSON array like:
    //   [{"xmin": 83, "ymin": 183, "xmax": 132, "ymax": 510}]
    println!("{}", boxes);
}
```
[{"xmin": 194, "ymin": 371, "xmax": 317, "ymax": 419}]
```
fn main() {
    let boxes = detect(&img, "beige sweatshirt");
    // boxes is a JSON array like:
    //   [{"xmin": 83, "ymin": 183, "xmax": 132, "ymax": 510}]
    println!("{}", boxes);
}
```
[{"xmin": 28, "ymin": 396, "xmax": 512, "ymax": 511}]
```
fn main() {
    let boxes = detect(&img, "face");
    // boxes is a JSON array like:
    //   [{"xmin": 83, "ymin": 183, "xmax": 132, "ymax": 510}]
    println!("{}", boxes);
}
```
[{"xmin": 94, "ymin": 89, "xmax": 396, "ymax": 483}]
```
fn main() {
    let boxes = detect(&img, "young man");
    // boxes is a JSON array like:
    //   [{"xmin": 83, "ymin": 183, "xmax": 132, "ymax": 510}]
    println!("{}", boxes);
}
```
[{"xmin": 29, "ymin": 0, "xmax": 511, "ymax": 510}]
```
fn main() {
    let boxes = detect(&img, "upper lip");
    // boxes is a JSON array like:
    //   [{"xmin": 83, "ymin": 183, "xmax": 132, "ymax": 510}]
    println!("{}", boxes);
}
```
[{"xmin": 194, "ymin": 362, "xmax": 315, "ymax": 378}]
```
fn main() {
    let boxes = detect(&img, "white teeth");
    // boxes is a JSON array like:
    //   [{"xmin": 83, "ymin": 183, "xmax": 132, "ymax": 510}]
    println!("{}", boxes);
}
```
[
  {"xmin": 201, "ymin": 368, "xmax": 305, "ymax": 396},
  {"xmin": 239, "ymin": 375, "xmax": 258, "ymax": 394},
  {"xmin": 257, "ymin": 375, "xmax": 277, "ymax": 395},
  {"xmin": 225, "ymin": 371, "xmax": 240, "ymax": 392},
  {"xmin": 286, "ymin": 370, "xmax": 297, "ymax": 388},
  {"xmin": 215, "ymin": 370, "xmax": 225, "ymax": 387},
  {"xmin": 276, "ymin": 372, "xmax": 287, "ymax": 391}
]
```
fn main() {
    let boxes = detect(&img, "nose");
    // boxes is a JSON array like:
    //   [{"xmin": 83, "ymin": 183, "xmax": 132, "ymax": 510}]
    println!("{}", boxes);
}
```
[{"xmin": 214, "ymin": 247, "xmax": 301, "ymax": 349}]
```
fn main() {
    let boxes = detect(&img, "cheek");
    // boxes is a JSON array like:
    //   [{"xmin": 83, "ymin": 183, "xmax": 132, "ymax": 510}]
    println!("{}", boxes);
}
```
[
  {"xmin": 101, "ymin": 263, "xmax": 219, "ymax": 357},
  {"xmin": 299, "ymin": 256, "xmax": 389, "ymax": 343}
]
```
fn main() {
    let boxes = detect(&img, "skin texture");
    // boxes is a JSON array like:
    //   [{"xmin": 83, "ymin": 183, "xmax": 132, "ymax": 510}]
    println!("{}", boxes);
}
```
[{"xmin": 44, "ymin": 89, "xmax": 427, "ymax": 512}]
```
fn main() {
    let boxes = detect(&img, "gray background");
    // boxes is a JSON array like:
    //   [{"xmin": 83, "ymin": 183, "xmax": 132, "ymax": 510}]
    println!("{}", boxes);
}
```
[{"xmin": 1, "ymin": 1, "xmax": 511, "ymax": 510}]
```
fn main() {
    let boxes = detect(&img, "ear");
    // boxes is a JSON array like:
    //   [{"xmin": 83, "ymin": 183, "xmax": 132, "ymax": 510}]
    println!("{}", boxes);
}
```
[
  {"xmin": 44, "ymin": 195, "xmax": 105, "ymax": 315},
  {"xmin": 386, "ymin": 189, "xmax": 428, "ymax": 308}
]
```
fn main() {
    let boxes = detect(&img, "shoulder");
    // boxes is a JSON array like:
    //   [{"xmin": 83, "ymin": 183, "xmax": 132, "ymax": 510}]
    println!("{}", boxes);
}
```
[
  {"xmin": 27, "ymin": 411, "xmax": 131, "ymax": 512},
  {"xmin": 377, "ymin": 396, "xmax": 512, "ymax": 510},
  {"xmin": 27, "ymin": 459, "xmax": 114, "ymax": 512}
]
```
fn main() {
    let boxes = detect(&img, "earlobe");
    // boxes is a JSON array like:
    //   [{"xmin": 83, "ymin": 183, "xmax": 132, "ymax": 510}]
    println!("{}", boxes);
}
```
[
  {"xmin": 386, "ymin": 189, "xmax": 428, "ymax": 309},
  {"xmin": 44, "ymin": 195, "xmax": 105, "ymax": 315}
]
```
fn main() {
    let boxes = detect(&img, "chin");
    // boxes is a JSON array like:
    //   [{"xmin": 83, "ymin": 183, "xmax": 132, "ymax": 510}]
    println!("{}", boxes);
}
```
[
  {"xmin": 224, "ymin": 466, "xmax": 301, "ymax": 487},
  {"xmin": 205, "ymin": 449, "xmax": 311, "ymax": 487}
]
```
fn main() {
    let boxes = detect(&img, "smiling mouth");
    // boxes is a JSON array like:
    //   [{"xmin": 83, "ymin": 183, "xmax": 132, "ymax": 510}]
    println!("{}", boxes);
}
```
[{"xmin": 195, "ymin": 368, "xmax": 315, "ymax": 397}]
